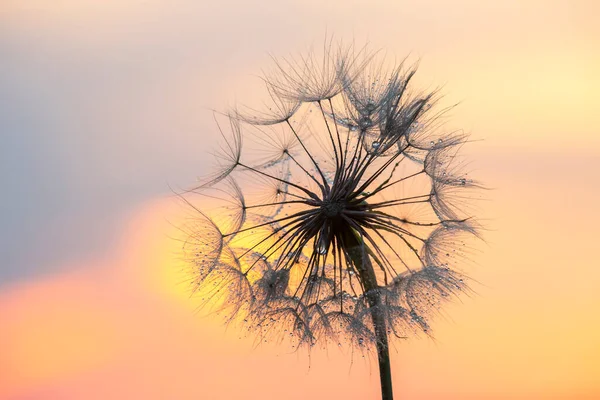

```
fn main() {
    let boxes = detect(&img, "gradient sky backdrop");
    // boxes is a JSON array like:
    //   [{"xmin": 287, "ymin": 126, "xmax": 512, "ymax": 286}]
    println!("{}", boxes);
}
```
[{"xmin": 1, "ymin": 1, "xmax": 599, "ymax": 399}]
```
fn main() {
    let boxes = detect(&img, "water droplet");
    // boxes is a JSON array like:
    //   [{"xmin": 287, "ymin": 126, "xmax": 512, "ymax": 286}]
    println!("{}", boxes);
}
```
[
  {"xmin": 359, "ymin": 116, "xmax": 372, "ymax": 129},
  {"xmin": 372, "ymin": 141, "xmax": 380, "ymax": 150},
  {"xmin": 318, "ymin": 237, "xmax": 328, "ymax": 255},
  {"xmin": 358, "ymin": 338, "xmax": 364, "ymax": 345}
]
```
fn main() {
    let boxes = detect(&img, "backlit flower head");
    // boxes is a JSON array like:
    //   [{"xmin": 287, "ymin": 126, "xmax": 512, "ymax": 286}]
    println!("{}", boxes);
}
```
[{"xmin": 179, "ymin": 41, "xmax": 482, "ymax": 400}]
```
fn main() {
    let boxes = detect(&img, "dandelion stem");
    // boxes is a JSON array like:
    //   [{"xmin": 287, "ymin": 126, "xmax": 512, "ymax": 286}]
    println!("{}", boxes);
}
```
[{"xmin": 342, "ymin": 228, "xmax": 394, "ymax": 400}]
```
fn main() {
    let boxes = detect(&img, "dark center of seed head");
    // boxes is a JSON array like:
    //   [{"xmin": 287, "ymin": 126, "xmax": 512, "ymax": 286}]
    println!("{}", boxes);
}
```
[{"xmin": 321, "ymin": 200, "xmax": 345, "ymax": 218}]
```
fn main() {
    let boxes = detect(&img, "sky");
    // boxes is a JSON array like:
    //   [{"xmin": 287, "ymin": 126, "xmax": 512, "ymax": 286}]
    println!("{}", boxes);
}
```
[{"xmin": 1, "ymin": 0, "xmax": 599, "ymax": 399}]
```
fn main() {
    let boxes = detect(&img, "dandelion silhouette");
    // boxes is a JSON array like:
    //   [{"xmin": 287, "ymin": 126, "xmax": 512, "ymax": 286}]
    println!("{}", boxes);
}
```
[{"xmin": 180, "ymin": 41, "xmax": 480, "ymax": 400}]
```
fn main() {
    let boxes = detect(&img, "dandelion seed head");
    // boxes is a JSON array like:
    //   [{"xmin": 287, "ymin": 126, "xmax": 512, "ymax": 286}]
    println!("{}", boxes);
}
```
[{"xmin": 180, "ymin": 41, "xmax": 482, "ymax": 354}]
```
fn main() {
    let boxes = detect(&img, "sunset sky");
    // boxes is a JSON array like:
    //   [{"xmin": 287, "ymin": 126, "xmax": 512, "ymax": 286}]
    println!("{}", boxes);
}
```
[{"xmin": 1, "ymin": 1, "xmax": 599, "ymax": 399}]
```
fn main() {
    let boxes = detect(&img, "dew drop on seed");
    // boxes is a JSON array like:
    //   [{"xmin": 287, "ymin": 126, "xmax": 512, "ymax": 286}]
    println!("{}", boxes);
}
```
[
  {"xmin": 359, "ymin": 116, "xmax": 372, "ymax": 129},
  {"xmin": 318, "ymin": 238, "xmax": 328, "ymax": 255}
]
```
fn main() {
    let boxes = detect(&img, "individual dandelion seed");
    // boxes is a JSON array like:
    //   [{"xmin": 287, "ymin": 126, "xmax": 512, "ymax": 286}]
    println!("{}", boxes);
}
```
[{"xmin": 179, "ymin": 41, "xmax": 481, "ymax": 400}]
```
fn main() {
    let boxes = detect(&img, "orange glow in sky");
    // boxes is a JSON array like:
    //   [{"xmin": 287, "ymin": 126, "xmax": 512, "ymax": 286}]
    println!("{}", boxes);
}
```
[{"xmin": 2, "ymin": 191, "xmax": 599, "ymax": 399}]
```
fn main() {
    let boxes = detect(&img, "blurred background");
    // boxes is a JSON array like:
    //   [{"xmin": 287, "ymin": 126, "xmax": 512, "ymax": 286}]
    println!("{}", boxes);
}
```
[{"xmin": 1, "ymin": 1, "xmax": 598, "ymax": 399}]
